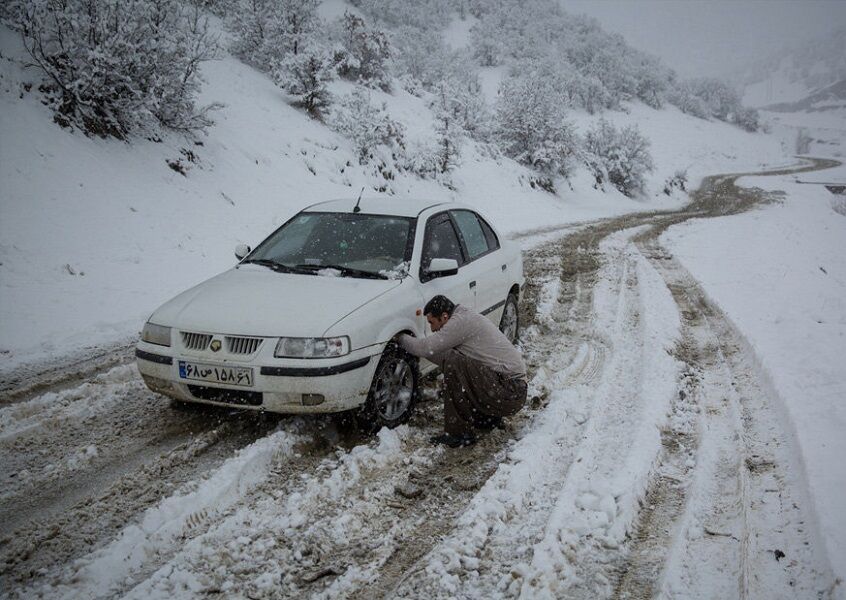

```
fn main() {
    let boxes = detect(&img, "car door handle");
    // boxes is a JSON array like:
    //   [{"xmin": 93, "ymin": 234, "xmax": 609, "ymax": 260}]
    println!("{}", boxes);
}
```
[
  {"xmin": 469, "ymin": 281, "xmax": 476, "ymax": 289},
  {"xmin": 501, "ymin": 264, "xmax": 507, "ymax": 271}
]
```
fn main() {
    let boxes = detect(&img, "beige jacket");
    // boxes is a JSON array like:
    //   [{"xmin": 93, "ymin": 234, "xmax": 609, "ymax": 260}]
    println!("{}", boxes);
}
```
[{"xmin": 398, "ymin": 305, "xmax": 526, "ymax": 378}]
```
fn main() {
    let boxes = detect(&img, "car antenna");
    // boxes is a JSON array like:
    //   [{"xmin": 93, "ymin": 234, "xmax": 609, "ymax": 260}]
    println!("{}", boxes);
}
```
[{"xmin": 353, "ymin": 187, "xmax": 364, "ymax": 213}]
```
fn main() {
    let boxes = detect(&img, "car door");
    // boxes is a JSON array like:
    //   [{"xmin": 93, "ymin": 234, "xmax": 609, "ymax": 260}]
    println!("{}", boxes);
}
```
[
  {"xmin": 450, "ymin": 209, "xmax": 504, "ymax": 324},
  {"xmin": 418, "ymin": 211, "xmax": 475, "ymax": 311}
]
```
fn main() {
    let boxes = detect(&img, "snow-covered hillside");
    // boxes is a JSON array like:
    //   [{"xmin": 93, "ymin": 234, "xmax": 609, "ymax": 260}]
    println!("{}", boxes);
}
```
[
  {"xmin": 0, "ymin": 19, "xmax": 788, "ymax": 370},
  {"xmin": 738, "ymin": 25, "xmax": 846, "ymax": 108}
]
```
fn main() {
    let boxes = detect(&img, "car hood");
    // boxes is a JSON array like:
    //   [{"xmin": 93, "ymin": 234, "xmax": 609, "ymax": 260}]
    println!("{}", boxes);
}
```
[{"xmin": 150, "ymin": 265, "xmax": 402, "ymax": 338}]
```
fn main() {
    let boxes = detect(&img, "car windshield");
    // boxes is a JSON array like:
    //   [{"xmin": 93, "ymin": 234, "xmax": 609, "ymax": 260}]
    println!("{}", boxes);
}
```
[{"xmin": 246, "ymin": 212, "xmax": 415, "ymax": 278}]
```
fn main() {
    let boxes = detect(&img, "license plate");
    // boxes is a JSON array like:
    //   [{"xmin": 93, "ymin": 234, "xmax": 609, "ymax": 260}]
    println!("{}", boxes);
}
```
[{"xmin": 178, "ymin": 361, "xmax": 254, "ymax": 387}]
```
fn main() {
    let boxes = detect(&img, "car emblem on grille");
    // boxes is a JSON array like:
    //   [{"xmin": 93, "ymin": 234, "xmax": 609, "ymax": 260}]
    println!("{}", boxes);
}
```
[{"xmin": 210, "ymin": 339, "xmax": 222, "ymax": 352}]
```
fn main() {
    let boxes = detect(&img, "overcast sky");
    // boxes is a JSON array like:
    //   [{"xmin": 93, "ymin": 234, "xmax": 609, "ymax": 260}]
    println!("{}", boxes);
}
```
[{"xmin": 560, "ymin": 0, "xmax": 846, "ymax": 77}]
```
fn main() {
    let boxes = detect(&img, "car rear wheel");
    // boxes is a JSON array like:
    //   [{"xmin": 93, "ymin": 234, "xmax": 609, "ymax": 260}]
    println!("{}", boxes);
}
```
[
  {"xmin": 499, "ymin": 293, "xmax": 519, "ymax": 344},
  {"xmin": 356, "ymin": 343, "xmax": 419, "ymax": 432}
]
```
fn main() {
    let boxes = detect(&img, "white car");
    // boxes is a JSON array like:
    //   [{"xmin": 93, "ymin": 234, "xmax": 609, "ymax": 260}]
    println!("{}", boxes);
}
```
[{"xmin": 136, "ymin": 198, "xmax": 524, "ymax": 429}]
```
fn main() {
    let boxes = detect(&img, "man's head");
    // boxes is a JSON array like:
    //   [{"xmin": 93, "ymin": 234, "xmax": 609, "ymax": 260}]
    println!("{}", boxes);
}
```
[{"xmin": 424, "ymin": 295, "xmax": 455, "ymax": 332}]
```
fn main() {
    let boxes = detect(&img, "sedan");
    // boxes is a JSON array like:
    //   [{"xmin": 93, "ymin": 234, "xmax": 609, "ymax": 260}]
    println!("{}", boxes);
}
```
[{"xmin": 136, "ymin": 198, "xmax": 524, "ymax": 429}]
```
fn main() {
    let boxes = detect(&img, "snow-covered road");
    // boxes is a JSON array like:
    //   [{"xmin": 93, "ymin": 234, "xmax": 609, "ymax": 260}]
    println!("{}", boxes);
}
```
[{"xmin": 0, "ymin": 159, "xmax": 840, "ymax": 599}]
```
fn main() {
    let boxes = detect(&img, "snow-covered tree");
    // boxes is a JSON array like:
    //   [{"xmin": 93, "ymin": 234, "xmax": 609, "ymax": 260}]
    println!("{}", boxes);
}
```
[
  {"xmin": 449, "ymin": 74, "xmax": 490, "ymax": 140},
  {"xmin": 632, "ymin": 55, "xmax": 669, "ymax": 109},
  {"xmin": 333, "ymin": 12, "xmax": 391, "ymax": 91},
  {"xmin": 668, "ymin": 76, "xmax": 758, "ymax": 130},
  {"xmin": 666, "ymin": 80, "xmax": 709, "ymax": 119},
  {"xmin": 7, "ymin": 0, "xmax": 220, "ymax": 138},
  {"xmin": 272, "ymin": 46, "xmax": 334, "ymax": 118},
  {"xmin": 430, "ymin": 81, "xmax": 465, "ymax": 172},
  {"xmin": 228, "ymin": 0, "xmax": 319, "ymax": 69},
  {"xmin": 348, "ymin": 0, "xmax": 453, "ymax": 31},
  {"xmin": 187, "ymin": 0, "xmax": 232, "ymax": 17},
  {"xmin": 328, "ymin": 87, "xmax": 405, "ymax": 164},
  {"xmin": 493, "ymin": 72, "xmax": 579, "ymax": 178},
  {"xmin": 688, "ymin": 77, "xmax": 742, "ymax": 121},
  {"xmin": 228, "ymin": 0, "xmax": 278, "ymax": 68},
  {"xmin": 734, "ymin": 106, "xmax": 760, "ymax": 132},
  {"xmin": 795, "ymin": 128, "xmax": 813, "ymax": 154},
  {"xmin": 389, "ymin": 25, "xmax": 449, "ymax": 89},
  {"xmin": 583, "ymin": 119, "xmax": 654, "ymax": 197}
]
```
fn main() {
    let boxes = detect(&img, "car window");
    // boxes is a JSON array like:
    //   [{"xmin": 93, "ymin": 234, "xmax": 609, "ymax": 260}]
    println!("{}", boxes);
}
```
[
  {"xmin": 262, "ymin": 214, "xmax": 319, "ymax": 258},
  {"xmin": 478, "ymin": 215, "xmax": 500, "ymax": 251},
  {"xmin": 422, "ymin": 216, "xmax": 464, "ymax": 273},
  {"xmin": 249, "ymin": 212, "xmax": 414, "ymax": 275},
  {"xmin": 452, "ymin": 210, "xmax": 490, "ymax": 259}
]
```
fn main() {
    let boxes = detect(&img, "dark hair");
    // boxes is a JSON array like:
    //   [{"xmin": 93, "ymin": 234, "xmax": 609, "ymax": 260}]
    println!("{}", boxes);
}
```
[{"xmin": 424, "ymin": 295, "xmax": 455, "ymax": 317}]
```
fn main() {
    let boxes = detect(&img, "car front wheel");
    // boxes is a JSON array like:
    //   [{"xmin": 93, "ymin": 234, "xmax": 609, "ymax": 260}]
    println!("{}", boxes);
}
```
[
  {"xmin": 356, "ymin": 343, "xmax": 419, "ymax": 431},
  {"xmin": 499, "ymin": 293, "xmax": 520, "ymax": 344}
]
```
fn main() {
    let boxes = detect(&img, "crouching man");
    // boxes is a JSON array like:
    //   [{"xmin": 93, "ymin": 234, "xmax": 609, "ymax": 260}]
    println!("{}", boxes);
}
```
[{"xmin": 398, "ymin": 295, "xmax": 527, "ymax": 448}]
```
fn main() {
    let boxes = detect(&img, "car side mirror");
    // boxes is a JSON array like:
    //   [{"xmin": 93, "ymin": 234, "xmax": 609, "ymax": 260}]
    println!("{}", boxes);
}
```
[
  {"xmin": 426, "ymin": 258, "xmax": 459, "ymax": 277},
  {"xmin": 234, "ymin": 243, "xmax": 251, "ymax": 261}
]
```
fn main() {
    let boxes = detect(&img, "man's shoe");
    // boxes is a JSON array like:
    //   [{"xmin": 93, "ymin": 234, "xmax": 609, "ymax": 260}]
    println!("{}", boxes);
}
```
[
  {"xmin": 429, "ymin": 433, "xmax": 476, "ymax": 448},
  {"xmin": 475, "ymin": 415, "xmax": 504, "ymax": 431}
]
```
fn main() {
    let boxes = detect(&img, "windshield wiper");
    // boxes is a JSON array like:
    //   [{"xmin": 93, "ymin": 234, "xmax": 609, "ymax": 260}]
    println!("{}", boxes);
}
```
[
  {"xmin": 292, "ymin": 263, "xmax": 389, "ymax": 280},
  {"xmin": 240, "ymin": 259, "xmax": 299, "ymax": 273}
]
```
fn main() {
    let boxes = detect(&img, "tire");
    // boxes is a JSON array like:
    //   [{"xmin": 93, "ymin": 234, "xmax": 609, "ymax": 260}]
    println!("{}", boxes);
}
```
[
  {"xmin": 355, "ymin": 343, "xmax": 419, "ymax": 432},
  {"xmin": 499, "ymin": 293, "xmax": 520, "ymax": 344}
]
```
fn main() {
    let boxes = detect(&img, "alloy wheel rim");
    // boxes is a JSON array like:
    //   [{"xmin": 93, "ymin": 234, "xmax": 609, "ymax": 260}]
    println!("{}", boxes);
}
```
[
  {"xmin": 501, "ymin": 300, "xmax": 518, "ymax": 343},
  {"xmin": 374, "ymin": 359, "xmax": 413, "ymax": 421}
]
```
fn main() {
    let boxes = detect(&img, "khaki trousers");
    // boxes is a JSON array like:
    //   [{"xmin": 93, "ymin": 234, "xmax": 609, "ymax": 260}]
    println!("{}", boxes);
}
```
[{"xmin": 441, "ymin": 349, "xmax": 527, "ymax": 436}]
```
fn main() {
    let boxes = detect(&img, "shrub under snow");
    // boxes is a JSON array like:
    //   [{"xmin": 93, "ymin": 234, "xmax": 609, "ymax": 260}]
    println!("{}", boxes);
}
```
[
  {"xmin": 669, "ymin": 76, "xmax": 760, "ymax": 131},
  {"xmin": 228, "ymin": 0, "xmax": 320, "ymax": 70},
  {"xmin": 493, "ymin": 72, "xmax": 579, "ymax": 180},
  {"xmin": 6, "ymin": 0, "xmax": 220, "ymax": 139},
  {"xmin": 272, "ymin": 46, "xmax": 334, "ymax": 118},
  {"xmin": 583, "ymin": 119, "xmax": 654, "ymax": 197},
  {"xmin": 332, "ymin": 12, "xmax": 391, "ymax": 91},
  {"xmin": 328, "ymin": 87, "xmax": 405, "ymax": 164},
  {"xmin": 429, "ymin": 81, "xmax": 465, "ymax": 173}
]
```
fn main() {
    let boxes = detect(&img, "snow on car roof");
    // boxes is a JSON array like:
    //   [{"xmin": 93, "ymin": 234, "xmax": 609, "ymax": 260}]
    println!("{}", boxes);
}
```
[{"xmin": 305, "ymin": 198, "xmax": 453, "ymax": 217}]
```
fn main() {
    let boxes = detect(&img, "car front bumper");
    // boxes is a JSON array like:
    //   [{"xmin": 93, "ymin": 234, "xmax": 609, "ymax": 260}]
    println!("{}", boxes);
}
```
[{"xmin": 135, "ymin": 342, "xmax": 381, "ymax": 414}]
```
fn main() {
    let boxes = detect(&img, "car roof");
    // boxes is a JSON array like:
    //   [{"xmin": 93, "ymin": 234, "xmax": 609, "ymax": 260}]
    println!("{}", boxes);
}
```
[{"xmin": 305, "ymin": 198, "xmax": 455, "ymax": 218}]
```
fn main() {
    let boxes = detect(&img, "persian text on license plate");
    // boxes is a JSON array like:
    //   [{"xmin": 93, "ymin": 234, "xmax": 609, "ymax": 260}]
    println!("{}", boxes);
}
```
[{"xmin": 178, "ymin": 361, "xmax": 254, "ymax": 387}]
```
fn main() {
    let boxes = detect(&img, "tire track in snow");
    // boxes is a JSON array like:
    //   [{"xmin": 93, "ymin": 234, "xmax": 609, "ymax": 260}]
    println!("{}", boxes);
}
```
[
  {"xmin": 386, "ymin": 227, "xmax": 681, "ymax": 599},
  {"xmin": 332, "ymin": 225, "xmax": 615, "ymax": 600},
  {"xmin": 0, "ymin": 366, "xmax": 329, "ymax": 594},
  {"xmin": 386, "ymin": 159, "xmax": 839, "ymax": 599},
  {"xmin": 9, "ymin": 422, "xmax": 312, "ymax": 599},
  {"xmin": 609, "ymin": 234, "xmax": 832, "ymax": 599},
  {"xmin": 607, "ymin": 159, "xmax": 840, "ymax": 600},
  {"xmin": 513, "ymin": 229, "xmax": 682, "ymax": 599}
]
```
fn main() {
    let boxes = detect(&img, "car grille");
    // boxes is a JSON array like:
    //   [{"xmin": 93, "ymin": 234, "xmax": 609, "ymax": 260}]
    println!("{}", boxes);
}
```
[
  {"xmin": 187, "ymin": 385, "xmax": 263, "ymax": 406},
  {"xmin": 226, "ymin": 336, "xmax": 263, "ymax": 355},
  {"xmin": 181, "ymin": 331, "xmax": 212, "ymax": 351}
]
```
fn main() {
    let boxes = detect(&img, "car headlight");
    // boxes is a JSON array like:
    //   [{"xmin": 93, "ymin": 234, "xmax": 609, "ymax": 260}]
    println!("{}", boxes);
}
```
[
  {"xmin": 274, "ymin": 336, "xmax": 350, "ymax": 359},
  {"xmin": 142, "ymin": 322, "xmax": 172, "ymax": 347}
]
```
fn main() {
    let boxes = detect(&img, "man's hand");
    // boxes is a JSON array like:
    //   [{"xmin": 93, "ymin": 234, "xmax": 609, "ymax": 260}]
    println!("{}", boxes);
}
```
[{"xmin": 395, "ymin": 333, "xmax": 413, "ymax": 353}]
